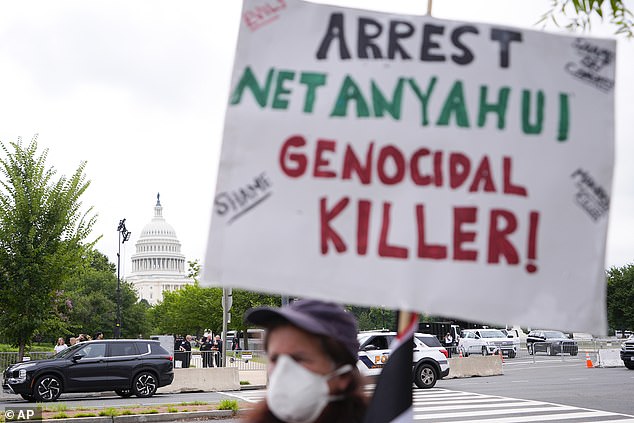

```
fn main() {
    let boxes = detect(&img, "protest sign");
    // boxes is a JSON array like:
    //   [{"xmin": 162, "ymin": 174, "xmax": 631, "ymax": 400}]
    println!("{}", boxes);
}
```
[{"xmin": 203, "ymin": 0, "xmax": 616, "ymax": 334}]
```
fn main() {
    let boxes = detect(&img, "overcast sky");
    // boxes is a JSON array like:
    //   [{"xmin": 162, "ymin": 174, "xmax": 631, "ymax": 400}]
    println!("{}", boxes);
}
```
[{"xmin": 0, "ymin": 0, "xmax": 631, "ymax": 277}]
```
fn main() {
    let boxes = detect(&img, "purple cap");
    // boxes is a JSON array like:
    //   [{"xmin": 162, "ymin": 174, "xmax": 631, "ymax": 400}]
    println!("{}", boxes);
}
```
[{"xmin": 246, "ymin": 299, "xmax": 359, "ymax": 359}]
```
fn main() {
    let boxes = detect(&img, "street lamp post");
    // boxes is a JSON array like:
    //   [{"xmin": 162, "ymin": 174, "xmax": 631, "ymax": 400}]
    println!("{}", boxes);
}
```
[{"xmin": 115, "ymin": 219, "xmax": 131, "ymax": 339}]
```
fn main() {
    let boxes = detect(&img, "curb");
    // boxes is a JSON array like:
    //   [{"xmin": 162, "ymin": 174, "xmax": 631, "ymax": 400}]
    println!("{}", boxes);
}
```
[{"xmin": 41, "ymin": 410, "xmax": 243, "ymax": 422}]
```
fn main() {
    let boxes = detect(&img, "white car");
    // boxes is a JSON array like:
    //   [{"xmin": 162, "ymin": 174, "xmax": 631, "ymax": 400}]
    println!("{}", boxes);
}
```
[
  {"xmin": 357, "ymin": 330, "xmax": 450, "ymax": 389},
  {"xmin": 458, "ymin": 329, "xmax": 517, "ymax": 358}
]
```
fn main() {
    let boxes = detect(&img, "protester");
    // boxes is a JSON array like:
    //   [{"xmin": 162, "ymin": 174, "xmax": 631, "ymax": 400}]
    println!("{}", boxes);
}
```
[
  {"xmin": 69, "ymin": 337, "xmax": 78, "ymax": 346},
  {"xmin": 244, "ymin": 299, "xmax": 367, "ymax": 423},
  {"xmin": 54, "ymin": 337, "xmax": 68, "ymax": 353},
  {"xmin": 94, "ymin": 332, "xmax": 104, "ymax": 340}
]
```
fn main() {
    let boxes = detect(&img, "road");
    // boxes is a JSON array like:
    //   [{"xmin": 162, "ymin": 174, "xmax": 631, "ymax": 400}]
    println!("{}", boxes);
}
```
[{"xmin": 2, "ymin": 354, "xmax": 633, "ymax": 422}]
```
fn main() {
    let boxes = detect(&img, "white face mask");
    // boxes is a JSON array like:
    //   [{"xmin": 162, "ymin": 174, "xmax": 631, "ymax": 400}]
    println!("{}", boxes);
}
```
[{"xmin": 266, "ymin": 354, "xmax": 353, "ymax": 423}]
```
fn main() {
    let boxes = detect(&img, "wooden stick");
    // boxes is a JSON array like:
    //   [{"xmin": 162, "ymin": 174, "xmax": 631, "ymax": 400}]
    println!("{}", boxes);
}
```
[{"xmin": 427, "ymin": 0, "xmax": 433, "ymax": 16}]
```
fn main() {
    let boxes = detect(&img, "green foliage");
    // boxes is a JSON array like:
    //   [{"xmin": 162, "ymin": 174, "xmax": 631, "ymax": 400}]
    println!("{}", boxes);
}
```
[
  {"xmin": 228, "ymin": 290, "xmax": 280, "ymax": 349},
  {"xmin": 150, "ymin": 282, "xmax": 223, "ymax": 335},
  {"xmin": 348, "ymin": 306, "xmax": 396, "ymax": 331},
  {"xmin": 187, "ymin": 259, "xmax": 201, "ymax": 281},
  {"xmin": 538, "ymin": 0, "xmax": 633, "ymax": 37},
  {"xmin": 217, "ymin": 399, "xmax": 239, "ymax": 412},
  {"xmin": 62, "ymin": 250, "xmax": 150, "ymax": 339},
  {"xmin": 0, "ymin": 137, "xmax": 96, "ymax": 358},
  {"xmin": 98, "ymin": 408, "xmax": 120, "ymax": 417},
  {"xmin": 607, "ymin": 263, "xmax": 634, "ymax": 331}
]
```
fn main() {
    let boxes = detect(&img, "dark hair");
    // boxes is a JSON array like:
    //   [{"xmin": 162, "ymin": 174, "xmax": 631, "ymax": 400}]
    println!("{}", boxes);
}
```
[{"xmin": 245, "ymin": 322, "xmax": 368, "ymax": 423}]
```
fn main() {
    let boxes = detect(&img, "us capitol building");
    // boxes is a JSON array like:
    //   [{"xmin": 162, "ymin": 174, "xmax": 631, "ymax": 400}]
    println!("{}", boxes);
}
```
[{"xmin": 126, "ymin": 194, "xmax": 193, "ymax": 305}]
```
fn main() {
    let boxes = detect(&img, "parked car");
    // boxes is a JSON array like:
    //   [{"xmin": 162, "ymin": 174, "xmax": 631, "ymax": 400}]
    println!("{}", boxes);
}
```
[
  {"xmin": 620, "ymin": 335, "xmax": 634, "ymax": 370},
  {"xmin": 526, "ymin": 330, "xmax": 578, "ymax": 356},
  {"xmin": 415, "ymin": 333, "xmax": 449, "ymax": 358},
  {"xmin": 357, "ymin": 330, "xmax": 450, "ymax": 389},
  {"xmin": 2, "ymin": 340, "xmax": 174, "ymax": 402},
  {"xmin": 458, "ymin": 329, "xmax": 517, "ymax": 358}
]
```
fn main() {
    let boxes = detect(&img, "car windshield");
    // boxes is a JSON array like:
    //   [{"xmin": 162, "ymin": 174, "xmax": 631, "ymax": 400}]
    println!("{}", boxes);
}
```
[
  {"xmin": 544, "ymin": 331, "xmax": 566, "ymax": 339},
  {"xmin": 479, "ymin": 330, "xmax": 506, "ymax": 338},
  {"xmin": 54, "ymin": 343, "xmax": 84, "ymax": 359}
]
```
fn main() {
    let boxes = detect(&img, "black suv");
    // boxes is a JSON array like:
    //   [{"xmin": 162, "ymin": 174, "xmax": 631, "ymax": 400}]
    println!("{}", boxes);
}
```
[
  {"xmin": 620, "ymin": 336, "xmax": 634, "ymax": 369},
  {"xmin": 2, "ymin": 340, "xmax": 174, "ymax": 402},
  {"xmin": 526, "ymin": 330, "xmax": 578, "ymax": 356}
]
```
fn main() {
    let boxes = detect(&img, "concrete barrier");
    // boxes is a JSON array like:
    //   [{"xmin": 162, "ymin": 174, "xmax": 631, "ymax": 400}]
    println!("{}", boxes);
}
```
[
  {"xmin": 158, "ymin": 367, "xmax": 240, "ymax": 393},
  {"xmin": 445, "ymin": 355, "xmax": 503, "ymax": 378},
  {"xmin": 596, "ymin": 348, "xmax": 624, "ymax": 368}
]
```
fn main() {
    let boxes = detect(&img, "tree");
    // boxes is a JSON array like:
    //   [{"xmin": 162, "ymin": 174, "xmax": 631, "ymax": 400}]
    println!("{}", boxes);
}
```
[
  {"xmin": 606, "ymin": 263, "xmax": 634, "ymax": 332},
  {"xmin": 0, "ymin": 137, "xmax": 96, "ymax": 359},
  {"xmin": 149, "ymin": 283, "xmax": 223, "ymax": 336},
  {"xmin": 228, "ymin": 290, "xmax": 280, "ymax": 350},
  {"xmin": 63, "ymin": 250, "xmax": 150, "ymax": 339},
  {"xmin": 540, "ymin": 0, "xmax": 633, "ymax": 37}
]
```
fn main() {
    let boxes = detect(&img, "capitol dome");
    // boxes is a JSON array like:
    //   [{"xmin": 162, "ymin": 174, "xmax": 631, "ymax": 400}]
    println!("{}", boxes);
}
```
[{"xmin": 127, "ymin": 193, "xmax": 192, "ymax": 305}]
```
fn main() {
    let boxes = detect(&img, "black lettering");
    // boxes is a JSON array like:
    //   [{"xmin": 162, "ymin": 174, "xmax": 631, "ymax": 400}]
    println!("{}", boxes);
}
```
[
  {"xmin": 420, "ymin": 24, "xmax": 446, "ymax": 62},
  {"xmin": 451, "ymin": 25, "xmax": 478, "ymax": 65},
  {"xmin": 490, "ymin": 28, "xmax": 522, "ymax": 68},
  {"xmin": 388, "ymin": 20, "xmax": 414, "ymax": 59},
  {"xmin": 358, "ymin": 17, "xmax": 383, "ymax": 59},
  {"xmin": 316, "ymin": 13, "xmax": 351, "ymax": 60}
]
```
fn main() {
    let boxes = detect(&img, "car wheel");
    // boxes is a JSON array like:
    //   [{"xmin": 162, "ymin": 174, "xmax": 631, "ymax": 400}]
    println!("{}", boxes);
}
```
[
  {"xmin": 509, "ymin": 351, "xmax": 516, "ymax": 359},
  {"xmin": 115, "ymin": 389, "xmax": 133, "ymax": 398},
  {"xmin": 482, "ymin": 346, "xmax": 488, "ymax": 356},
  {"xmin": 133, "ymin": 372, "xmax": 158, "ymax": 398},
  {"xmin": 33, "ymin": 375, "xmax": 62, "ymax": 402},
  {"xmin": 624, "ymin": 361, "xmax": 634, "ymax": 370},
  {"xmin": 570, "ymin": 351, "xmax": 578, "ymax": 356},
  {"xmin": 20, "ymin": 393, "xmax": 35, "ymax": 402},
  {"xmin": 413, "ymin": 363, "xmax": 437, "ymax": 389}
]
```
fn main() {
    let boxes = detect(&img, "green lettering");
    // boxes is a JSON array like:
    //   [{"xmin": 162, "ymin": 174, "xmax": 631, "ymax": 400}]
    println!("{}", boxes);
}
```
[
  {"xmin": 230, "ymin": 66, "xmax": 274, "ymax": 108},
  {"xmin": 371, "ymin": 78, "xmax": 405, "ymax": 120},
  {"xmin": 477, "ymin": 86, "xmax": 510, "ymax": 129},
  {"xmin": 299, "ymin": 72, "xmax": 327, "ymax": 114},
  {"xmin": 408, "ymin": 77, "xmax": 437, "ymax": 127},
  {"xmin": 521, "ymin": 90, "xmax": 544, "ymax": 135},
  {"xmin": 272, "ymin": 70, "xmax": 295, "ymax": 110},
  {"xmin": 558, "ymin": 93, "xmax": 569, "ymax": 142},
  {"xmin": 436, "ymin": 81, "xmax": 470, "ymax": 127},
  {"xmin": 330, "ymin": 75, "xmax": 370, "ymax": 117}
]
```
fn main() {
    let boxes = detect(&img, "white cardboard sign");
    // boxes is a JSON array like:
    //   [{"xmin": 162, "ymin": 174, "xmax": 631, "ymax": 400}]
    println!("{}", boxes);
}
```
[{"xmin": 203, "ymin": 0, "xmax": 616, "ymax": 334}]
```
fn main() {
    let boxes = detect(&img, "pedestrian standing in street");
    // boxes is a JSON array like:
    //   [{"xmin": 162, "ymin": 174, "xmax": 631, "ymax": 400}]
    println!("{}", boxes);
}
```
[
  {"xmin": 54, "ymin": 337, "xmax": 68, "ymax": 353},
  {"xmin": 69, "ymin": 337, "xmax": 78, "ymax": 346},
  {"xmin": 244, "ymin": 299, "xmax": 367, "ymax": 423}
]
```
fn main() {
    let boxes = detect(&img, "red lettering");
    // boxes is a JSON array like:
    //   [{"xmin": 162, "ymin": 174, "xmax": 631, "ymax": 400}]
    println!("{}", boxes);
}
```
[
  {"xmin": 378, "ymin": 202, "xmax": 408, "ymax": 258},
  {"xmin": 453, "ymin": 207, "xmax": 477, "ymax": 261},
  {"xmin": 320, "ymin": 197, "xmax": 349, "ymax": 254},
  {"xmin": 342, "ymin": 143, "xmax": 373, "ymax": 184},
  {"xmin": 377, "ymin": 146, "xmax": 406, "ymax": 185},
  {"xmin": 314, "ymin": 139, "xmax": 337, "ymax": 178},
  {"xmin": 469, "ymin": 156, "xmax": 496, "ymax": 193},
  {"xmin": 416, "ymin": 205, "xmax": 447, "ymax": 259},
  {"xmin": 279, "ymin": 135, "xmax": 307, "ymax": 177},
  {"xmin": 503, "ymin": 157, "xmax": 528, "ymax": 196},
  {"xmin": 357, "ymin": 200, "xmax": 371, "ymax": 255},
  {"xmin": 410, "ymin": 148, "xmax": 433, "ymax": 186},
  {"xmin": 449, "ymin": 153, "xmax": 471, "ymax": 189},
  {"xmin": 488, "ymin": 209, "xmax": 519, "ymax": 264}
]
